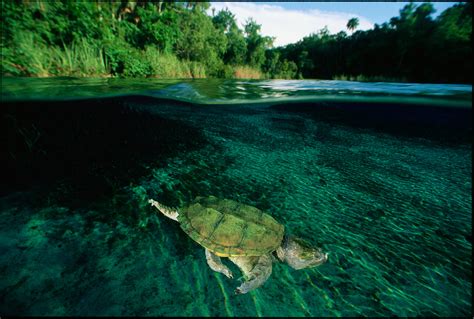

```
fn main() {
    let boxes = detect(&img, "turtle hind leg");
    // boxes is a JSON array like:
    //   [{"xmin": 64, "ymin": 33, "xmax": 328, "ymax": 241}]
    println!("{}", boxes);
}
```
[
  {"xmin": 205, "ymin": 249, "xmax": 233, "ymax": 279},
  {"xmin": 230, "ymin": 254, "xmax": 273, "ymax": 294},
  {"xmin": 148, "ymin": 199, "xmax": 179, "ymax": 221}
]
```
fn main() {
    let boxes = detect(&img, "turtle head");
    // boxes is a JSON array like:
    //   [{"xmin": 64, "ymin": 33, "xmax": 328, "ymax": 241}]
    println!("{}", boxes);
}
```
[{"xmin": 276, "ymin": 236, "xmax": 328, "ymax": 270}]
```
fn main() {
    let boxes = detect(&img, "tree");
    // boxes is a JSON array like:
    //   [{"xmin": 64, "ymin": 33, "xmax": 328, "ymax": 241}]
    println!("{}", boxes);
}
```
[
  {"xmin": 130, "ymin": 4, "xmax": 181, "ymax": 51},
  {"xmin": 1, "ymin": 0, "xmax": 471, "ymax": 82},
  {"xmin": 430, "ymin": 2, "xmax": 472, "ymax": 82},
  {"xmin": 174, "ymin": 9, "xmax": 227, "ymax": 76},
  {"xmin": 212, "ymin": 9, "xmax": 247, "ymax": 65},
  {"xmin": 346, "ymin": 17, "xmax": 359, "ymax": 33},
  {"xmin": 212, "ymin": 8, "xmax": 236, "ymax": 32},
  {"xmin": 244, "ymin": 18, "xmax": 273, "ymax": 69}
]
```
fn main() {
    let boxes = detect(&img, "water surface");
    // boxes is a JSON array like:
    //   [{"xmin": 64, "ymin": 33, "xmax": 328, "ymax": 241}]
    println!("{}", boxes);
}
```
[{"xmin": 1, "ymin": 78, "xmax": 471, "ymax": 316}]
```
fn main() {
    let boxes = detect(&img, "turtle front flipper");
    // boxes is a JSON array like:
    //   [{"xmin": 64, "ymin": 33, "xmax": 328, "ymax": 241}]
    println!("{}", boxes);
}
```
[
  {"xmin": 230, "ymin": 254, "xmax": 272, "ymax": 294},
  {"xmin": 205, "ymin": 249, "xmax": 233, "ymax": 279},
  {"xmin": 148, "ymin": 199, "xmax": 179, "ymax": 222}
]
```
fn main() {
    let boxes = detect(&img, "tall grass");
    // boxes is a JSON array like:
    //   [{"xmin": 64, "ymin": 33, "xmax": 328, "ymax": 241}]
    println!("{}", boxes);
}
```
[
  {"xmin": 8, "ymin": 32, "xmax": 53, "ymax": 77},
  {"xmin": 233, "ymin": 66, "xmax": 262, "ymax": 79},
  {"xmin": 54, "ymin": 40, "xmax": 109, "ymax": 76},
  {"xmin": 144, "ymin": 47, "xmax": 207, "ymax": 79},
  {"xmin": 145, "ymin": 47, "xmax": 189, "ymax": 78},
  {"xmin": 3, "ymin": 32, "xmax": 110, "ymax": 77},
  {"xmin": 186, "ymin": 61, "xmax": 206, "ymax": 78},
  {"xmin": 3, "ymin": 33, "xmax": 248, "ymax": 79},
  {"xmin": 50, "ymin": 40, "xmax": 110, "ymax": 76}
]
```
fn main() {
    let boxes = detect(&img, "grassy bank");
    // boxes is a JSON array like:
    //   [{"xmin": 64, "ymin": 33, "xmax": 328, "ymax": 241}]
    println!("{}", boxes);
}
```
[
  {"xmin": 0, "ymin": 2, "xmax": 271, "ymax": 80},
  {"xmin": 2, "ymin": 2, "xmax": 469, "ymax": 82},
  {"xmin": 1, "ymin": 36, "xmax": 264, "ymax": 79},
  {"xmin": 2, "ymin": 36, "xmax": 196, "ymax": 79}
]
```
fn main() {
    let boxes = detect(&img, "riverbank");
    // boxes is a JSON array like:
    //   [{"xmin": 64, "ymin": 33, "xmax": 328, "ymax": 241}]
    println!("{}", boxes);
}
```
[
  {"xmin": 3, "ymin": 2, "xmax": 469, "ymax": 83},
  {"xmin": 1, "ymin": 38, "xmax": 264, "ymax": 79}
]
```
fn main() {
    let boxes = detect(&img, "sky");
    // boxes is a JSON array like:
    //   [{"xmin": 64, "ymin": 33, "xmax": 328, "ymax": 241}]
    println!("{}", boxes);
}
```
[{"xmin": 208, "ymin": 2, "xmax": 458, "ymax": 47}]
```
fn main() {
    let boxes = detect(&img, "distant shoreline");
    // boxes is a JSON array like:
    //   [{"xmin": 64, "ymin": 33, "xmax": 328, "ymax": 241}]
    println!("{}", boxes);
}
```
[{"xmin": 1, "ymin": 2, "xmax": 470, "ymax": 84}]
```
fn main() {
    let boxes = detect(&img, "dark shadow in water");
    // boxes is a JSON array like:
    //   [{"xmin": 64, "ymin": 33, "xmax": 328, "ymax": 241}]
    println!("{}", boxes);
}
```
[
  {"xmin": 270, "ymin": 102, "xmax": 472, "ymax": 144},
  {"xmin": 0, "ymin": 96, "xmax": 208, "ymax": 203}
]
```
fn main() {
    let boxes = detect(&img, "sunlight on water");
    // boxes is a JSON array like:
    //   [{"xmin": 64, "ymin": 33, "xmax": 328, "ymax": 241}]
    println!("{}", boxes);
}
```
[{"xmin": 0, "ymin": 78, "xmax": 471, "ymax": 316}]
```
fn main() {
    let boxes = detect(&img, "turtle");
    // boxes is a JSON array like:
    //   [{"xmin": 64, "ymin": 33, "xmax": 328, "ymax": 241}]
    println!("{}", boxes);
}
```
[{"xmin": 148, "ymin": 195, "xmax": 328, "ymax": 294}]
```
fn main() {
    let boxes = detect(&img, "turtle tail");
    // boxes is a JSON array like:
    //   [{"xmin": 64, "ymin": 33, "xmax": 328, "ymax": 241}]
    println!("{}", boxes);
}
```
[{"xmin": 148, "ymin": 199, "xmax": 179, "ymax": 222}]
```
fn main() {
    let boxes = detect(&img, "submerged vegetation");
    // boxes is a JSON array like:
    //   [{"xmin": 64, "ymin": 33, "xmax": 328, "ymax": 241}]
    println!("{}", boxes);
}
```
[{"xmin": 0, "ymin": 1, "xmax": 471, "ymax": 83}]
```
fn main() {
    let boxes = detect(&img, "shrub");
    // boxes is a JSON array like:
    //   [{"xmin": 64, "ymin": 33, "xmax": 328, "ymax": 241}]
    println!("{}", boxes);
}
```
[{"xmin": 103, "ymin": 41, "xmax": 152, "ymax": 77}]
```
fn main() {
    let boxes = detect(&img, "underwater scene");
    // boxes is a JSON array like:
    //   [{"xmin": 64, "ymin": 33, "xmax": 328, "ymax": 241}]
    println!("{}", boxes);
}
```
[{"xmin": 0, "ymin": 78, "xmax": 472, "ymax": 316}]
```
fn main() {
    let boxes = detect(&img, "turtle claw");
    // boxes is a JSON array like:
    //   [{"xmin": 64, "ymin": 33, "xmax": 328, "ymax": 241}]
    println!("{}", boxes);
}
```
[
  {"xmin": 224, "ymin": 270, "xmax": 233, "ymax": 279},
  {"xmin": 235, "ymin": 287, "xmax": 243, "ymax": 295}
]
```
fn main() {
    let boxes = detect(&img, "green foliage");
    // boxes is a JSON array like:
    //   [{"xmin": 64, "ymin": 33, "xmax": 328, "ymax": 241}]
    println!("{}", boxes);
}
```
[
  {"xmin": 1, "ymin": 1, "xmax": 471, "ymax": 82},
  {"xmin": 3, "ymin": 32, "xmax": 52, "ymax": 76},
  {"xmin": 54, "ymin": 39, "xmax": 109, "ymax": 76},
  {"xmin": 263, "ymin": 51, "xmax": 297, "ymax": 79},
  {"xmin": 212, "ymin": 8, "xmax": 236, "ymax": 32},
  {"xmin": 218, "ymin": 64, "xmax": 235, "ymax": 79},
  {"xmin": 102, "ymin": 40, "xmax": 152, "ymax": 78},
  {"xmin": 428, "ymin": 2, "xmax": 472, "ymax": 83},
  {"xmin": 225, "ymin": 27, "xmax": 247, "ymax": 66},
  {"xmin": 186, "ymin": 61, "xmax": 207, "ymax": 78},
  {"xmin": 213, "ymin": 8, "xmax": 247, "ymax": 66},
  {"xmin": 435, "ymin": 2, "xmax": 471, "ymax": 42},
  {"xmin": 346, "ymin": 18, "xmax": 359, "ymax": 32},
  {"xmin": 244, "ymin": 18, "xmax": 274, "ymax": 68},
  {"xmin": 275, "ymin": 2, "xmax": 471, "ymax": 83},
  {"xmin": 132, "ymin": 5, "xmax": 181, "ymax": 51},
  {"xmin": 0, "ymin": 30, "xmax": 109, "ymax": 77},
  {"xmin": 174, "ymin": 9, "xmax": 226, "ymax": 76},
  {"xmin": 145, "ymin": 47, "xmax": 190, "ymax": 78}
]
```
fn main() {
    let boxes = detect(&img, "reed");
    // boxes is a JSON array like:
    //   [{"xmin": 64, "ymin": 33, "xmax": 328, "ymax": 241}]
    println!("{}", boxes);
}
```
[
  {"xmin": 146, "ymin": 47, "xmax": 190, "ymax": 78},
  {"xmin": 186, "ymin": 61, "xmax": 207, "ymax": 79},
  {"xmin": 5, "ymin": 34, "xmax": 260, "ymax": 79},
  {"xmin": 54, "ymin": 39, "xmax": 109, "ymax": 76},
  {"xmin": 5, "ymin": 32, "xmax": 110, "ymax": 77},
  {"xmin": 11, "ymin": 32, "xmax": 52, "ymax": 77},
  {"xmin": 233, "ymin": 66, "xmax": 262, "ymax": 79},
  {"xmin": 145, "ymin": 47, "xmax": 208, "ymax": 79}
]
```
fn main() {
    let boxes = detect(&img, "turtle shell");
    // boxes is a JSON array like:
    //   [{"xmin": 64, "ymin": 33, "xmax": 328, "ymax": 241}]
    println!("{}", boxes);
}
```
[{"xmin": 178, "ymin": 196, "xmax": 284, "ymax": 257}]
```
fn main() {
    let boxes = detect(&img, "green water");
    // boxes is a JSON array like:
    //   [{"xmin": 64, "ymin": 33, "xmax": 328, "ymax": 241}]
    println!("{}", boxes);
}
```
[{"xmin": 0, "ymin": 78, "xmax": 472, "ymax": 316}]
